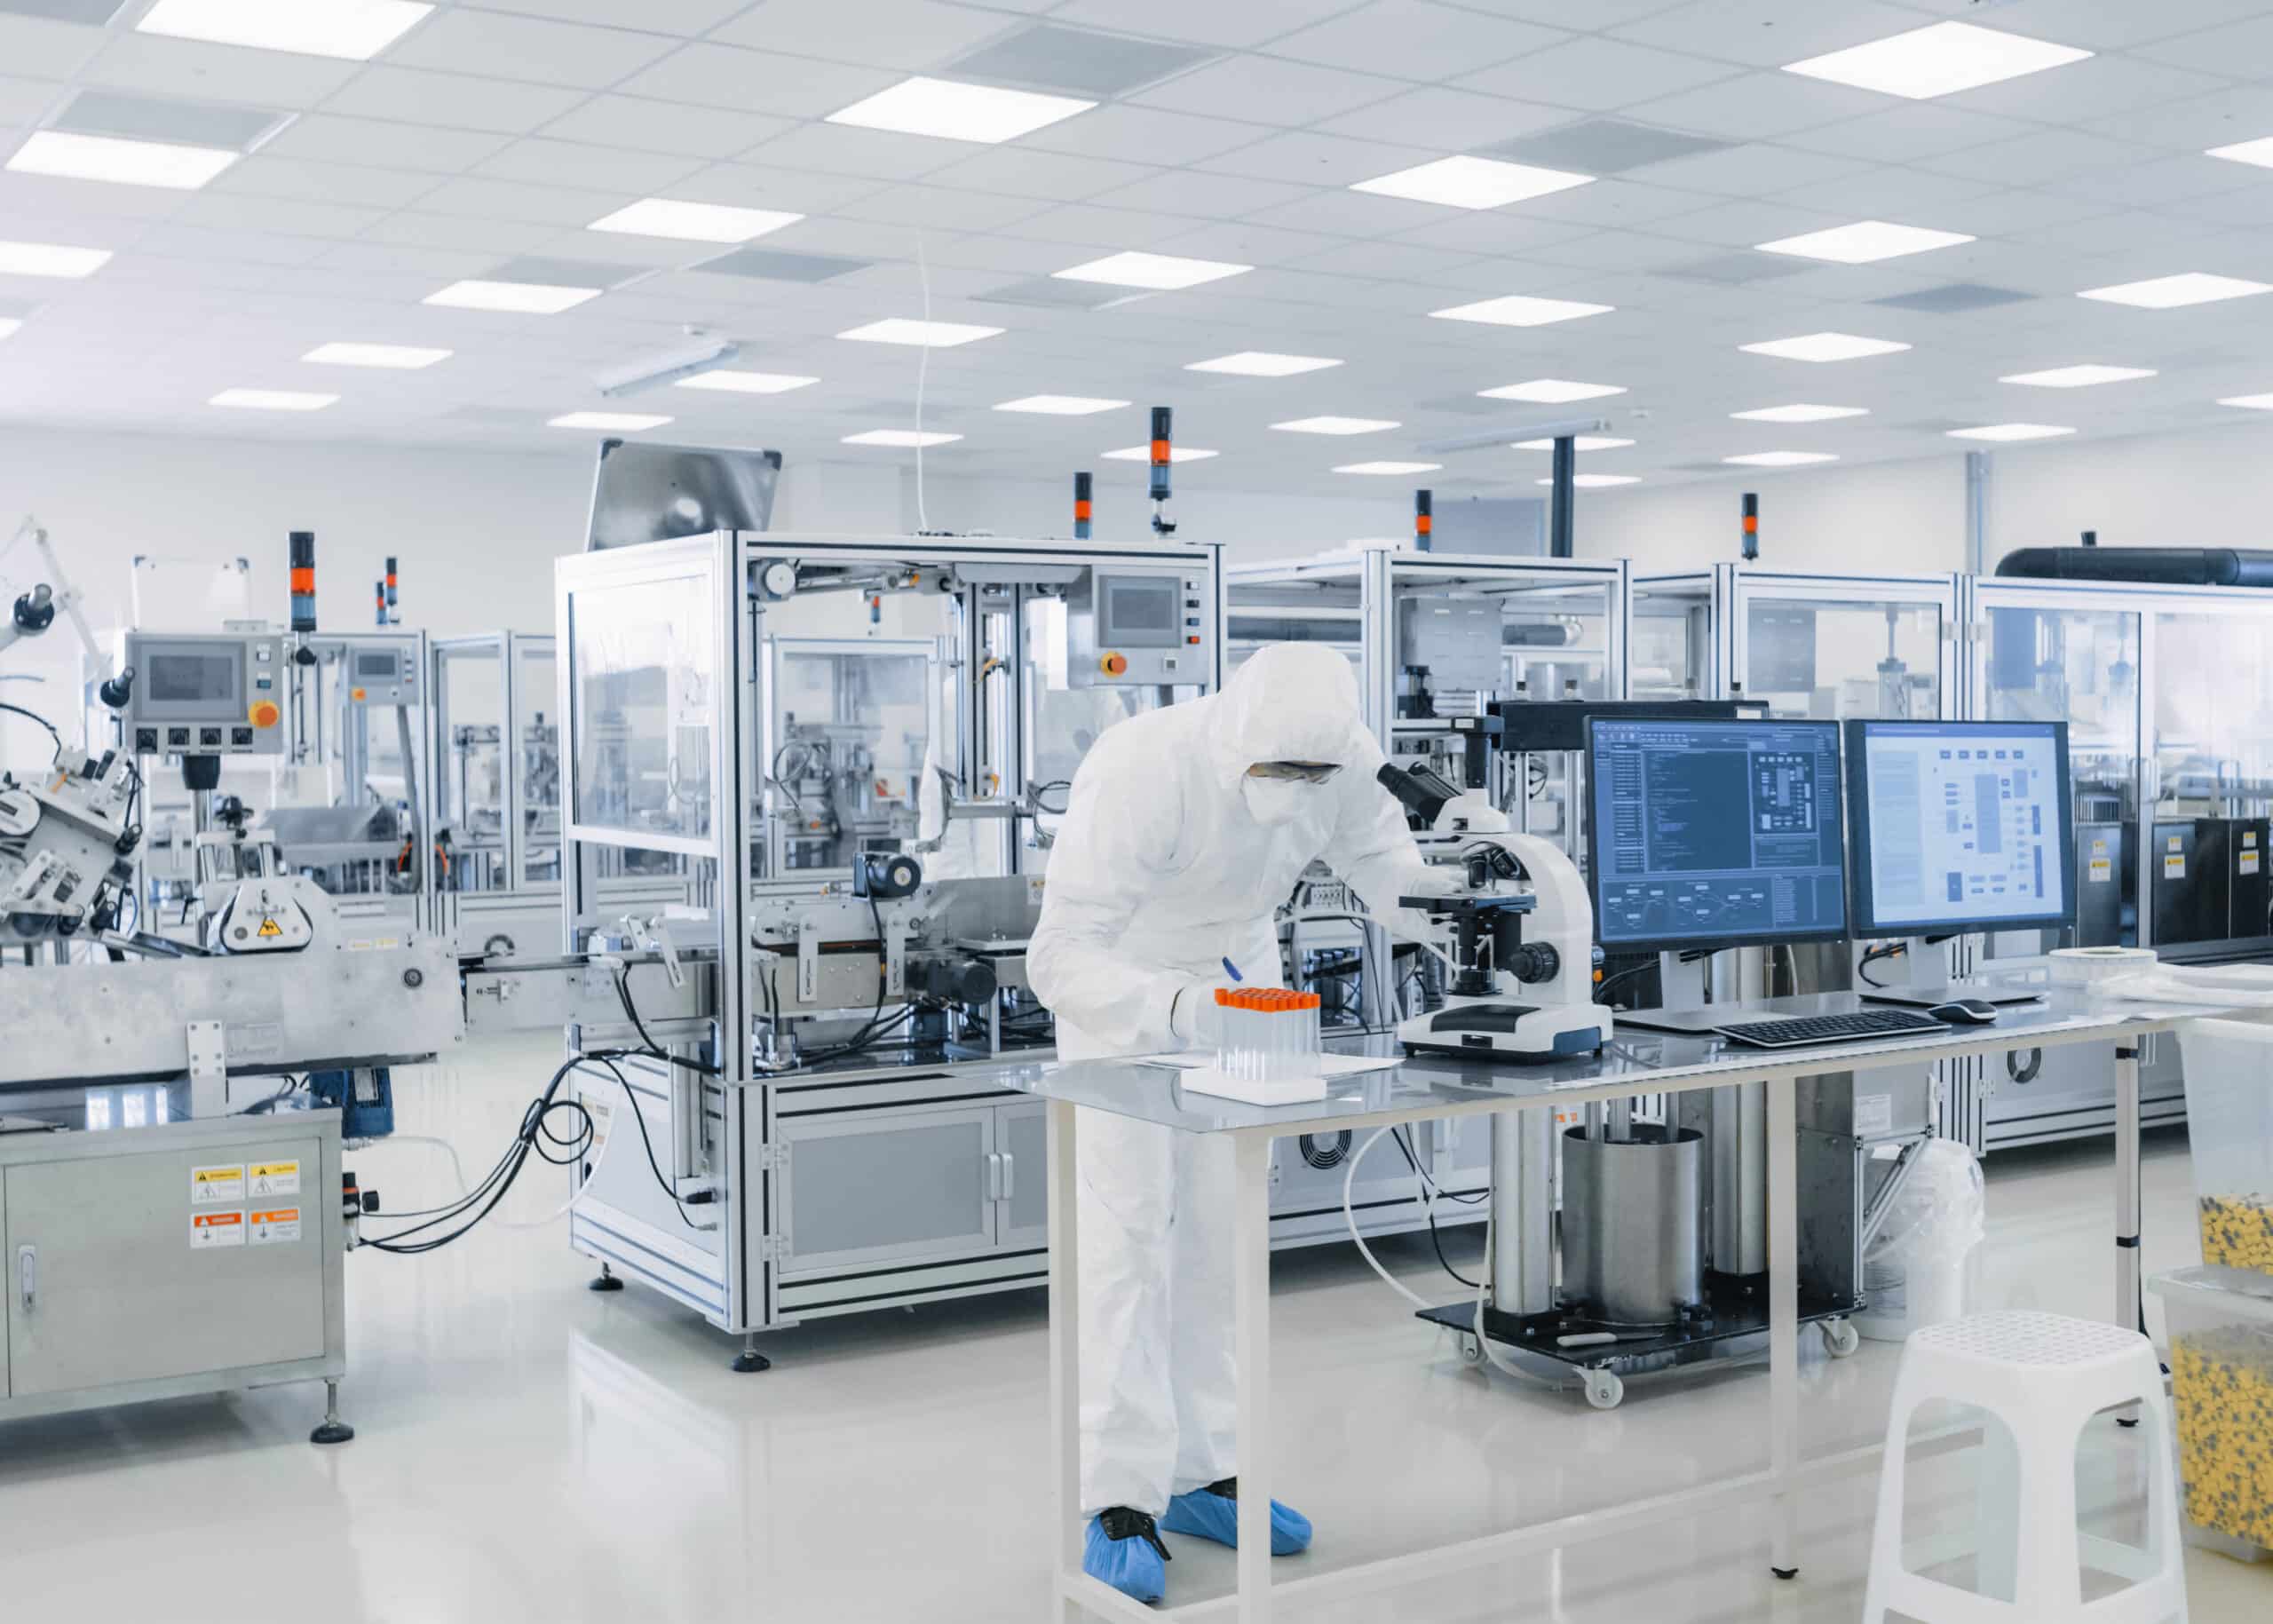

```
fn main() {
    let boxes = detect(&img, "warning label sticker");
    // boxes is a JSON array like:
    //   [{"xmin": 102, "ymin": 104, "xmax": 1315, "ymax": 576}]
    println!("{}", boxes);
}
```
[
  {"xmin": 2166, "ymin": 855, "xmax": 2188, "ymax": 880},
  {"xmin": 191, "ymin": 1211, "xmax": 245, "ymax": 1249},
  {"xmin": 2245, "ymin": 852, "xmax": 2263, "ymax": 877},
  {"xmin": 2089, "ymin": 858, "xmax": 2112, "ymax": 883},
  {"xmin": 249, "ymin": 1161, "xmax": 300, "ymax": 1198},
  {"xmin": 248, "ymin": 1208, "xmax": 301, "ymax": 1246},
  {"xmin": 257, "ymin": 916, "xmax": 282, "ymax": 938},
  {"xmin": 191, "ymin": 1164, "xmax": 246, "ymax": 1205}
]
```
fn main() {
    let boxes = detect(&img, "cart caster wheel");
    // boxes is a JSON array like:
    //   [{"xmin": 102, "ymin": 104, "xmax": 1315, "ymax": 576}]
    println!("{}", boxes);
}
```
[
  {"xmin": 1771, "ymin": 1566, "xmax": 1798, "ymax": 1581},
  {"xmin": 1821, "ymin": 1318, "xmax": 1861, "ymax": 1359},
  {"xmin": 1583, "ymin": 1369, "xmax": 1624, "ymax": 1410},
  {"xmin": 1457, "ymin": 1333, "xmax": 1485, "ymax": 1367}
]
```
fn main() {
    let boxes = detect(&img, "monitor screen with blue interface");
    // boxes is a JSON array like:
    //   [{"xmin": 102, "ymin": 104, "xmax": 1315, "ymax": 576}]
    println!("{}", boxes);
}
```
[
  {"xmin": 1845, "ymin": 719, "xmax": 2074, "ymax": 936},
  {"xmin": 1587, "ymin": 718, "xmax": 1849, "ymax": 952}
]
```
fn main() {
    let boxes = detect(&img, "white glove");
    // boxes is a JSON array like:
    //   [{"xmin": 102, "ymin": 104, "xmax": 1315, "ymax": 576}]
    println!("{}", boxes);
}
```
[
  {"xmin": 1169, "ymin": 979, "xmax": 1232, "ymax": 1049},
  {"xmin": 1389, "ymin": 865, "xmax": 1467, "ymax": 942}
]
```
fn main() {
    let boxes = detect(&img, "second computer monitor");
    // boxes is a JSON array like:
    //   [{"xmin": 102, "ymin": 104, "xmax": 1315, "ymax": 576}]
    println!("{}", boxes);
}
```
[
  {"xmin": 1587, "ymin": 717, "xmax": 1849, "ymax": 954},
  {"xmin": 1846, "ymin": 718, "xmax": 2075, "ymax": 937}
]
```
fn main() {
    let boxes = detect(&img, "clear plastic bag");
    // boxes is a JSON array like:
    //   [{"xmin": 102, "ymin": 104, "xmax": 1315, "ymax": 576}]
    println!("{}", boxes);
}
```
[
  {"xmin": 2177, "ymin": 1018, "xmax": 2273, "ymax": 1277},
  {"xmin": 1857, "ymin": 1137, "xmax": 1986, "ymax": 1341}
]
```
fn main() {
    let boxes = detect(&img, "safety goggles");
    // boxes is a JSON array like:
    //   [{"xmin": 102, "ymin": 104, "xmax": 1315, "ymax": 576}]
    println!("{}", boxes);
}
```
[{"xmin": 1247, "ymin": 761, "xmax": 1342, "ymax": 784}]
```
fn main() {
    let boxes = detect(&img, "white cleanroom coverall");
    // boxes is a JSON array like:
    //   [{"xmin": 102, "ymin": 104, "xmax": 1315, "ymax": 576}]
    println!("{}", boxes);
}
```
[{"xmin": 1028, "ymin": 640, "xmax": 1449, "ymax": 1517}]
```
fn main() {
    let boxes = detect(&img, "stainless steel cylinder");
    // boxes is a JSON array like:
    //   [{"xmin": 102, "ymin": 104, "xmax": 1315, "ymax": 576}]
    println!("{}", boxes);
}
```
[
  {"xmin": 1488, "ymin": 1109, "xmax": 1556, "ymax": 1318},
  {"xmin": 1561, "ymin": 1125, "xmax": 1705, "ymax": 1326},
  {"xmin": 1711, "ymin": 1081, "xmax": 1769, "ymax": 1275}
]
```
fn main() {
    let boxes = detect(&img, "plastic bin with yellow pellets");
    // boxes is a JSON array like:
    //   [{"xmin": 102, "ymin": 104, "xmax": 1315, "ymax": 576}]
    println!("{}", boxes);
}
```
[
  {"xmin": 2175, "ymin": 1018, "xmax": 2273, "ymax": 1279},
  {"xmin": 2148, "ymin": 1265, "xmax": 2273, "ymax": 1562}
]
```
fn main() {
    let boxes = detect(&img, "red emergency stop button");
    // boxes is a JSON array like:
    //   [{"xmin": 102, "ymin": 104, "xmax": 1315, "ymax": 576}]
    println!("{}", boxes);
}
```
[
  {"xmin": 249, "ymin": 700, "xmax": 281, "ymax": 728},
  {"xmin": 1100, "ymin": 652, "xmax": 1128, "ymax": 677}
]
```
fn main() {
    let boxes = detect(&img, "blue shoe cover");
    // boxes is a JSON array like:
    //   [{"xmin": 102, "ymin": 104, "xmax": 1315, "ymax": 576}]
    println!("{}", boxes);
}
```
[
  {"xmin": 1161, "ymin": 1478, "xmax": 1312, "ymax": 1556},
  {"xmin": 1085, "ymin": 1509, "xmax": 1169, "ymax": 1604}
]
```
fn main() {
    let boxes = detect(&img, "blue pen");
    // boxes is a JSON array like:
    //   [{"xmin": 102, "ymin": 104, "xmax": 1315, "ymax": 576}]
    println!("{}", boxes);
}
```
[{"xmin": 1222, "ymin": 956, "xmax": 1242, "ymax": 983}]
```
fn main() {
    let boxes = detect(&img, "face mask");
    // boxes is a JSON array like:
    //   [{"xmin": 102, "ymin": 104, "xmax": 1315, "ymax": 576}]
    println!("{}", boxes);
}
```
[{"xmin": 1241, "ymin": 775, "xmax": 1316, "ymax": 827}]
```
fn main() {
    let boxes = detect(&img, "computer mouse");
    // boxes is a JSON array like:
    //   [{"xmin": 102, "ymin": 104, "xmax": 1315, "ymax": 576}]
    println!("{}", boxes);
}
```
[{"xmin": 1928, "ymin": 998, "xmax": 2000, "ymax": 1026}]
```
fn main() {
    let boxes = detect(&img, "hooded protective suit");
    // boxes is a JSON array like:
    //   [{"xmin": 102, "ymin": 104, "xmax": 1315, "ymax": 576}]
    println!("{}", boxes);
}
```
[{"xmin": 1028, "ymin": 641, "xmax": 1448, "ymax": 1517}]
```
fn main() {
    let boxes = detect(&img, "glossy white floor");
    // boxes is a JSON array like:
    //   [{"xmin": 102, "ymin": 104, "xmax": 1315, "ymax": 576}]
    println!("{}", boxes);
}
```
[{"xmin": 0, "ymin": 1031, "xmax": 2264, "ymax": 1622}]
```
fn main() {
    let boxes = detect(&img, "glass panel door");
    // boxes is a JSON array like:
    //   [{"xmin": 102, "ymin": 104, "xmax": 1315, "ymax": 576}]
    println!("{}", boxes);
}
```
[
  {"xmin": 435, "ymin": 638, "xmax": 507, "ymax": 893},
  {"xmin": 514, "ymin": 637, "xmax": 561, "ymax": 885}
]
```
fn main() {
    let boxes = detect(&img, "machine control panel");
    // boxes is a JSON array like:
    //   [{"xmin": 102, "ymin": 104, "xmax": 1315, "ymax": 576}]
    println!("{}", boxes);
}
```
[
  {"xmin": 342, "ymin": 644, "xmax": 416, "ymax": 706},
  {"xmin": 122, "ymin": 631, "xmax": 287, "ymax": 757},
  {"xmin": 1067, "ymin": 566, "xmax": 1213, "ymax": 686}
]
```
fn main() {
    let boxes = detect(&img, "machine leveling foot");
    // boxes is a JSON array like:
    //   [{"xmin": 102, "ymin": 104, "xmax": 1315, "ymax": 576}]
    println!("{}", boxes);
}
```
[
  {"xmin": 310, "ymin": 1379, "xmax": 355, "ymax": 1446},
  {"xmin": 732, "ymin": 1334, "xmax": 771, "ymax": 1374},
  {"xmin": 589, "ymin": 1264, "xmax": 624, "ymax": 1292},
  {"xmin": 1770, "ymin": 1567, "xmax": 1798, "ymax": 1581}
]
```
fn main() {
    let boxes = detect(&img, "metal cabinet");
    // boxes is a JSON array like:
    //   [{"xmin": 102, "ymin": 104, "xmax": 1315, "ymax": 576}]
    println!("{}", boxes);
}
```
[
  {"xmin": 996, "ymin": 1100, "xmax": 1048, "ymax": 1250},
  {"xmin": 775, "ymin": 1102, "xmax": 1002, "ymax": 1276}
]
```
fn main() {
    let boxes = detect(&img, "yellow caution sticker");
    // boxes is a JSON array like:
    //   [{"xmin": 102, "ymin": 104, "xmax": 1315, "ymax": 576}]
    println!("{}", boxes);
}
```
[
  {"xmin": 249, "ymin": 1161, "xmax": 299, "ymax": 1198},
  {"xmin": 2249, "ymin": 831, "xmax": 2261, "ymax": 850},
  {"xmin": 191, "ymin": 1211, "xmax": 245, "ymax": 1250},
  {"xmin": 248, "ymin": 1208, "xmax": 301, "ymax": 1246},
  {"xmin": 2166, "ymin": 855, "xmax": 2188, "ymax": 880},
  {"xmin": 257, "ymin": 916, "xmax": 282, "ymax": 938},
  {"xmin": 2244, "ymin": 852, "xmax": 2262, "ymax": 877},
  {"xmin": 2089, "ymin": 858, "xmax": 2112, "ymax": 883},
  {"xmin": 191, "ymin": 1164, "xmax": 245, "ymax": 1205}
]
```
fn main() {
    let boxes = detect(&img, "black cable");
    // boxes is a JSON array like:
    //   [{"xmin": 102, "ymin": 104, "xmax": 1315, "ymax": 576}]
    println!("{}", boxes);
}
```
[
  {"xmin": 614, "ymin": 963, "xmax": 724, "ymax": 1074},
  {"xmin": 0, "ymin": 701, "xmax": 61, "ymax": 760},
  {"xmin": 236, "ymin": 1075, "xmax": 305, "ymax": 1115},
  {"xmin": 1593, "ymin": 962, "xmax": 1655, "ymax": 1006},
  {"xmin": 1382, "ymin": 1128, "xmax": 1485, "ymax": 1287},
  {"xmin": 579, "ymin": 1054, "xmax": 707, "ymax": 1229},
  {"xmin": 1857, "ymin": 941, "xmax": 1905, "ymax": 990}
]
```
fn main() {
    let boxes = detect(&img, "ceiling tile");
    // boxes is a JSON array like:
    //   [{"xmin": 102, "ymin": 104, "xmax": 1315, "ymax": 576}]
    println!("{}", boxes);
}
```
[
  {"xmin": 536, "ymin": 95, "xmax": 791, "ymax": 159},
  {"xmin": 1914, "ymin": 128, "xmax": 2150, "ymax": 189},
  {"xmin": 2087, "ymin": 83, "xmax": 2273, "ymax": 154},
  {"xmin": 1312, "ymin": 86, "xmax": 1569, "ymax": 149},
  {"xmin": 0, "ymin": 74, "xmax": 59, "ymax": 128},
  {"xmin": 1195, "ymin": 129, "xmax": 1436, "ymax": 187},
  {"xmin": 920, "ymin": 146, "xmax": 1162, "ymax": 202},
  {"xmin": 1022, "ymin": 103, "xmax": 1269, "ymax": 165},
  {"xmin": 79, "ymin": 33, "xmax": 363, "ymax": 107},
  {"xmin": 1130, "ymin": 55, "xmax": 1408, "ymax": 125},
  {"xmin": 415, "ymin": 175, "xmax": 633, "ymax": 226},
  {"xmin": 131, "ymin": 222, "xmax": 331, "ymax": 266},
  {"xmin": 1452, "ymin": 0, "xmax": 1692, "ymax": 21},
  {"xmin": 1045, "ymin": 0, "xmax": 1369, "ymax": 51},
  {"xmin": 1151, "ymin": 218, "xmax": 1348, "ymax": 266},
  {"xmin": 0, "ymin": 14, "xmax": 106, "ymax": 80},
  {"xmin": 2043, "ymin": 154, "xmax": 2259, "ymax": 210},
  {"xmin": 1635, "ymin": 70, "xmax": 1889, "ymax": 140},
  {"xmin": 1088, "ymin": 170, "xmax": 1312, "ymax": 219},
  {"xmin": 1379, "ymin": 208, "xmax": 1599, "ymax": 256},
  {"xmin": 257, "ymin": 114, "xmax": 514, "ymax": 175},
  {"xmin": 473, "ymin": 138, "xmax": 706, "ymax": 194},
  {"xmin": 172, "ymin": 192, "xmax": 388, "ymax": 239},
  {"xmin": 210, "ymin": 156, "xmax": 441, "ymax": 210},
  {"xmin": 618, "ymin": 44, "xmax": 900, "ymax": 116},
  {"xmin": 1267, "ymin": 1, "xmax": 1567, "ymax": 83},
  {"xmin": 321, "ymin": 67, "xmax": 591, "ymax": 134},
  {"xmin": 1768, "ymin": 164, "xmax": 1997, "ymax": 217},
  {"xmin": 944, "ymin": 21, "xmax": 1215, "ymax": 96},
  {"xmin": 743, "ymin": 122, "xmax": 970, "ymax": 181},
  {"xmin": 999, "ymin": 201, "xmax": 1209, "ymax": 249},
  {"xmin": 2134, "ymin": 13, "xmax": 2273, "ymax": 73},
  {"xmin": 709, "ymin": 0, "xmax": 1017, "ymax": 69},
  {"xmin": 833, "ymin": 182, "xmax": 1049, "ymax": 231},
  {"xmin": 1243, "ymin": 186, "xmax": 1449, "ymax": 239},
  {"xmin": 387, "ymin": 11, "xmax": 678, "ymax": 90},
  {"xmin": 1454, "ymin": 36, "xmax": 1744, "ymax": 111},
  {"xmin": 1630, "ymin": 141, "xmax": 1870, "ymax": 197},
  {"xmin": 1612, "ymin": 0, "xmax": 1928, "ymax": 67},
  {"xmin": 1984, "ymin": 0, "xmax": 2273, "ymax": 50},
  {"xmin": 1944, "ymin": 53, "xmax": 2237, "ymax": 125},
  {"xmin": 650, "ymin": 164, "xmax": 889, "ymax": 215},
  {"xmin": 468, "ymin": 0, "xmax": 756, "ymax": 30},
  {"xmin": 360, "ymin": 212, "xmax": 562, "ymax": 254},
  {"xmin": 1778, "ymin": 101, "xmax": 2038, "ymax": 163}
]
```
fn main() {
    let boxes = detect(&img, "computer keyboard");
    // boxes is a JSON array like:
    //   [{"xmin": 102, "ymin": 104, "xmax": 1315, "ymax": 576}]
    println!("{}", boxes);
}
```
[{"xmin": 1712, "ymin": 1009, "xmax": 1949, "ymax": 1050}]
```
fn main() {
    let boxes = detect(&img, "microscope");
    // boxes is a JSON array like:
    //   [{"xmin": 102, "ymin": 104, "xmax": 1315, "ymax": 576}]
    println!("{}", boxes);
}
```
[{"xmin": 1377, "ymin": 762, "xmax": 1612, "ymax": 1061}]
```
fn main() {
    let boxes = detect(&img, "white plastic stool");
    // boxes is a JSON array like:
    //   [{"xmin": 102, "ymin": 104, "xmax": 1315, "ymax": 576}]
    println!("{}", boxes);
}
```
[{"xmin": 1862, "ymin": 1310, "xmax": 2188, "ymax": 1624}]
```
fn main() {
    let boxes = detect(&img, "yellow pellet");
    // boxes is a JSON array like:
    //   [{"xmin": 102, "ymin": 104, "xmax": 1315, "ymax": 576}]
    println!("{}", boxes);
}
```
[
  {"xmin": 2198, "ymin": 1194, "xmax": 2273, "ymax": 1279},
  {"xmin": 2171, "ymin": 1327, "xmax": 2273, "ymax": 1551}
]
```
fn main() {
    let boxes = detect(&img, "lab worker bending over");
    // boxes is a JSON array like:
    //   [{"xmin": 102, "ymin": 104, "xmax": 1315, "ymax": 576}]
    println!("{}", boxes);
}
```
[{"xmin": 1028, "ymin": 640, "xmax": 1460, "ymax": 1604}]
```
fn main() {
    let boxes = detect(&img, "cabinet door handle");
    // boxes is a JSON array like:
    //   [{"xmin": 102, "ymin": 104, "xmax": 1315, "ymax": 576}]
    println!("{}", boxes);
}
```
[
  {"xmin": 985, "ymin": 1151, "xmax": 1002, "ymax": 1201},
  {"xmin": 1000, "ymin": 1150, "xmax": 1015, "ymax": 1202},
  {"xmin": 16, "ymin": 1243, "xmax": 34, "ymax": 1313}
]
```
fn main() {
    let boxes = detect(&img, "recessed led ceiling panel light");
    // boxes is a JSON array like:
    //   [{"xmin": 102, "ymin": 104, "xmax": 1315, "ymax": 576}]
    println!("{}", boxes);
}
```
[
  {"xmin": 1186, "ymin": 352, "xmax": 1341, "ymax": 376},
  {"xmin": 1514, "ymin": 434, "xmax": 1632, "ymax": 450},
  {"xmin": 1723, "ymin": 451, "xmax": 1840, "ymax": 466},
  {"xmin": 843, "ymin": 429, "xmax": 962, "ymax": 447},
  {"xmin": 2000, "ymin": 364, "xmax": 2156, "ymax": 388},
  {"xmin": 0, "ymin": 241, "xmax": 110, "ymax": 278},
  {"xmin": 837, "ymin": 318, "xmax": 1002, "ymax": 346},
  {"xmin": 589, "ymin": 199, "xmax": 803, "ymax": 244},
  {"xmin": 425, "ymin": 279, "xmax": 600, "ymax": 314},
  {"xmin": 1271, "ymin": 416, "xmax": 1400, "ymax": 435},
  {"xmin": 675, "ymin": 370, "xmax": 819, "ymax": 394},
  {"xmin": 1754, "ymin": 220, "xmax": 1974, "ymax": 264},
  {"xmin": 2078, "ymin": 273, "xmax": 2273, "ymax": 309},
  {"xmin": 1783, "ymin": 20, "xmax": 2091, "ymax": 100},
  {"xmin": 1731, "ymin": 404, "xmax": 1869, "ymax": 422},
  {"xmin": 1947, "ymin": 423, "xmax": 2075, "ymax": 441},
  {"xmin": 1054, "ymin": 252, "xmax": 1250, "ymax": 290},
  {"xmin": 2218, "ymin": 392, "xmax": 2273, "ymax": 410},
  {"xmin": 1104, "ymin": 445, "xmax": 1216, "ymax": 462},
  {"xmin": 550, "ymin": 411, "xmax": 670, "ymax": 431},
  {"xmin": 7, "ymin": 131, "xmax": 237, "ymax": 190},
  {"xmin": 210, "ymin": 388, "xmax": 337, "ymax": 411},
  {"xmin": 826, "ymin": 75, "xmax": 1094, "ymax": 144},
  {"xmin": 139, "ymin": 0, "xmax": 433, "ymax": 60},
  {"xmin": 1480, "ymin": 378, "xmax": 1625, "ymax": 403},
  {"xmin": 1740, "ymin": 332, "xmax": 1911, "ymax": 362},
  {"xmin": 1336, "ymin": 461, "xmax": 1443, "ymax": 475},
  {"xmin": 1535, "ymin": 473, "xmax": 1640, "ymax": 487},
  {"xmin": 993, "ymin": 395, "xmax": 1129, "ymax": 416},
  {"xmin": 1350, "ymin": 155, "xmax": 1592, "ymax": 210},
  {"xmin": 1431, "ymin": 294, "xmax": 1612, "ymax": 328},
  {"xmin": 303, "ymin": 342, "xmax": 450, "ymax": 369},
  {"xmin": 2207, "ymin": 136, "xmax": 2273, "ymax": 170}
]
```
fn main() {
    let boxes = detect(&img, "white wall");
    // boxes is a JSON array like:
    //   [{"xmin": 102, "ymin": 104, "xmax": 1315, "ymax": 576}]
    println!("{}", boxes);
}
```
[{"xmin": 1580, "ymin": 412, "xmax": 2273, "ymax": 576}]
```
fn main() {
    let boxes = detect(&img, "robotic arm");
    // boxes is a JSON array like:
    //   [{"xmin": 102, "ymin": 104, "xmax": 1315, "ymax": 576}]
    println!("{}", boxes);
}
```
[{"xmin": 0, "ymin": 518, "xmax": 100, "ymax": 669}]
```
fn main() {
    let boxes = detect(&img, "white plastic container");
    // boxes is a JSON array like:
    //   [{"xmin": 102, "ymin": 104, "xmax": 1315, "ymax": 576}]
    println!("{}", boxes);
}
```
[
  {"xmin": 2147, "ymin": 1265, "xmax": 2273, "ymax": 1561},
  {"xmin": 1855, "ymin": 1138, "xmax": 1986, "ymax": 1343},
  {"xmin": 2176, "ymin": 1018, "xmax": 2273, "ymax": 1278}
]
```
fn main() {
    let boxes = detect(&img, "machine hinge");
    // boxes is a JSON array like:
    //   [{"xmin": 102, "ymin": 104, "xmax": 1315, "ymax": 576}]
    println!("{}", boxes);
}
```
[
  {"xmin": 756, "ymin": 1143, "xmax": 786, "ymax": 1172},
  {"xmin": 757, "ymin": 1234, "xmax": 785, "ymax": 1263}
]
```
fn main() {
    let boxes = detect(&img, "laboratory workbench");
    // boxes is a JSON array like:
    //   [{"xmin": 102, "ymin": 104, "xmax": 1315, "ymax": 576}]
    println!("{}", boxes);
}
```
[{"xmin": 1009, "ymin": 988, "xmax": 2246, "ymax": 1624}]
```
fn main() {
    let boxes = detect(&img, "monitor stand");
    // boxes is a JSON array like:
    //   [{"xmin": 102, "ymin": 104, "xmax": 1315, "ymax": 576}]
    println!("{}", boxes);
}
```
[{"xmin": 1853, "ymin": 936, "xmax": 2046, "ymax": 1009}]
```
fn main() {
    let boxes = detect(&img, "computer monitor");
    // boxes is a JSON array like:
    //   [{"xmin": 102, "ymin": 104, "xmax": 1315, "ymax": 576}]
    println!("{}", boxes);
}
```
[
  {"xmin": 1586, "ymin": 717, "xmax": 1849, "ymax": 955},
  {"xmin": 1845, "ymin": 719, "xmax": 2075, "ymax": 937}
]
